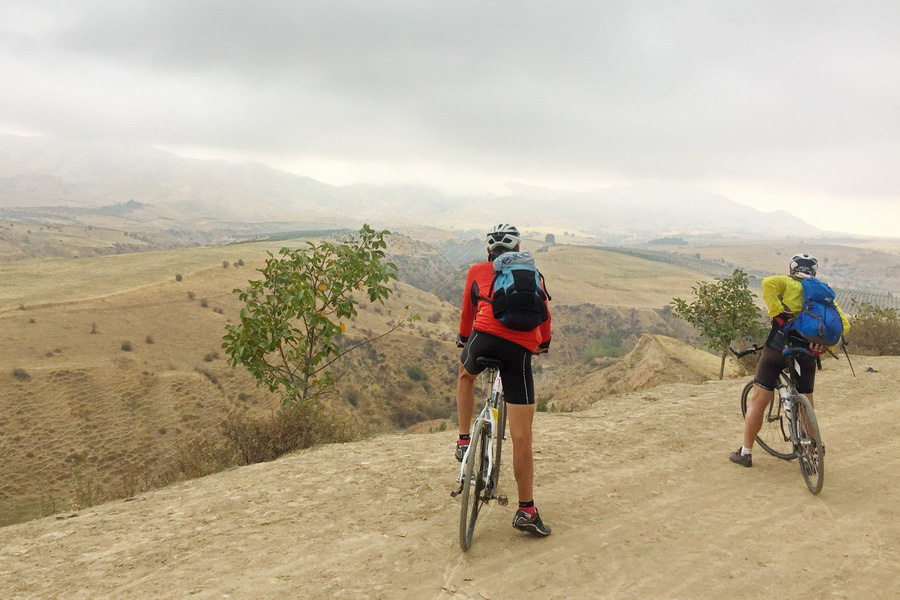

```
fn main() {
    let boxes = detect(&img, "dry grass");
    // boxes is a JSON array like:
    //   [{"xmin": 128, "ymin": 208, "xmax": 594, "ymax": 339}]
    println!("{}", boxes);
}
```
[{"xmin": 536, "ymin": 245, "xmax": 712, "ymax": 308}]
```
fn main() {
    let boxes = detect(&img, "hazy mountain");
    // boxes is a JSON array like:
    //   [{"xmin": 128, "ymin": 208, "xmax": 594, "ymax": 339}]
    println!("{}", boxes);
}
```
[{"xmin": 1, "ymin": 134, "xmax": 826, "ymax": 241}]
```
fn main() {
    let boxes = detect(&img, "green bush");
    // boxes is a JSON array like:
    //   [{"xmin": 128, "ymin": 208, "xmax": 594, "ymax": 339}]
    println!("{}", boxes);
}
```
[
  {"xmin": 407, "ymin": 365, "xmax": 426, "ymax": 381},
  {"xmin": 121, "ymin": 340, "xmax": 133, "ymax": 352},
  {"xmin": 582, "ymin": 332, "xmax": 630, "ymax": 362},
  {"xmin": 849, "ymin": 303, "xmax": 900, "ymax": 355},
  {"xmin": 12, "ymin": 368, "xmax": 30, "ymax": 381},
  {"xmin": 175, "ymin": 273, "xmax": 183, "ymax": 282}
]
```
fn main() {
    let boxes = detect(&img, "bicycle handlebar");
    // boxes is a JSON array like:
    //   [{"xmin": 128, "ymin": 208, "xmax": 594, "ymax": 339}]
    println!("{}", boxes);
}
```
[
  {"xmin": 729, "ymin": 345, "xmax": 762, "ymax": 359},
  {"xmin": 729, "ymin": 344, "xmax": 814, "ymax": 359}
]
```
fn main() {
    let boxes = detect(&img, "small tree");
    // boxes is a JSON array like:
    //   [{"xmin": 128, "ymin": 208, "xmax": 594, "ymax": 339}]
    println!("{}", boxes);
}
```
[
  {"xmin": 223, "ymin": 225, "xmax": 412, "ymax": 404},
  {"xmin": 671, "ymin": 269, "xmax": 764, "ymax": 379},
  {"xmin": 545, "ymin": 233, "xmax": 556, "ymax": 245}
]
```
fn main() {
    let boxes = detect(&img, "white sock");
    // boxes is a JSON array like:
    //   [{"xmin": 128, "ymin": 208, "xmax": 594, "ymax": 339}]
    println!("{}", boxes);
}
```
[{"xmin": 741, "ymin": 447, "xmax": 752, "ymax": 456}]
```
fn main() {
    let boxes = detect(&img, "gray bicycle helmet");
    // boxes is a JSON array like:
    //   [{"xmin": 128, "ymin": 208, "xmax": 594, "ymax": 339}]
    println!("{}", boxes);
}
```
[
  {"xmin": 790, "ymin": 253, "xmax": 818, "ymax": 276},
  {"xmin": 486, "ymin": 224, "xmax": 521, "ymax": 252}
]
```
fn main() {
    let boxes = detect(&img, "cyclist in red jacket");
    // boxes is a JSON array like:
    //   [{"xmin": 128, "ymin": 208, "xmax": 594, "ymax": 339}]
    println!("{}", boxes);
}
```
[{"xmin": 455, "ymin": 224, "xmax": 552, "ymax": 537}]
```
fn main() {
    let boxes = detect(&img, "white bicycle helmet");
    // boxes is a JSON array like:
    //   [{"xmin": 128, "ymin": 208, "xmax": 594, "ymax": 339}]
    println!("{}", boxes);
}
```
[
  {"xmin": 486, "ymin": 224, "xmax": 521, "ymax": 252},
  {"xmin": 790, "ymin": 253, "xmax": 818, "ymax": 276}
]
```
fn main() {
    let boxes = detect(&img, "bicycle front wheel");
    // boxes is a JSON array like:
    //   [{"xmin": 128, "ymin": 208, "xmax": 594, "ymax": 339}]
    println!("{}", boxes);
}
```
[
  {"xmin": 740, "ymin": 381, "xmax": 795, "ymax": 460},
  {"xmin": 794, "ymin": 394, "xmax": 824, "ymax": 495},
  {"xmin": 459, "ymin": 419, "xmax": 487, "ymax": 551},
  {"xmin": 491, "ymin": 398, "xmax": 507, "ymax": 495}
]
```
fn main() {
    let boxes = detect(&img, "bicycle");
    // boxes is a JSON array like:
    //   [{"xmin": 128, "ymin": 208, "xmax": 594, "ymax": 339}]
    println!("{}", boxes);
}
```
[
  {"xmin": 450, "ymin": 356, "xmax": 509, "ymax": 551},
  {"xmin": 730, "ymin": 344, "xmax": 825, "ymax": 494}
]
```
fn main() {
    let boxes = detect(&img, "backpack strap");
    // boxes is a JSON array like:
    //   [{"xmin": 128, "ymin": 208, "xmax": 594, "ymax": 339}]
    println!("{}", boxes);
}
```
[{"xmin": 471, "ymin": 280, "xmax": 491, "ymax": 307}]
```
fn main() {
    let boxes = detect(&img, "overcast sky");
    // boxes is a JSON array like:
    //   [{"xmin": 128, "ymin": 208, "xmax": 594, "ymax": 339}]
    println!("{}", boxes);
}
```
[{"xmin": 1, "ymin": 1, "xmax": 898, "ymax": 237}]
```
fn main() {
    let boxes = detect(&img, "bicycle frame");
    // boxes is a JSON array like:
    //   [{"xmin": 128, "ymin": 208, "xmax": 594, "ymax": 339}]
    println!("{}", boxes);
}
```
[
  {"xmin": 732, "ymin": 344, "xmax": 825, "ymax": 494},
  {"xmin": 455, "ymin": 368, "xmax": 503, "ymax": 491}
]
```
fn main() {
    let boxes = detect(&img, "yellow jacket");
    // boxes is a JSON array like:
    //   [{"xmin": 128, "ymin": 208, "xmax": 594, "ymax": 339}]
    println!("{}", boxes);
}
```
[{"xmin": 761, "ymin": 274, "xmax": 850, "ymax": 338}]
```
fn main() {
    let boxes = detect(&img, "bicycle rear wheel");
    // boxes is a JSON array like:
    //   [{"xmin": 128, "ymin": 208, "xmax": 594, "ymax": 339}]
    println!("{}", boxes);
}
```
[
  {"xmin": 459, "ymin": 419, "xmax": 487, "ymax": 551},
  {"xmin": 740, "ymin": 381, "xmax": 795, "ymax": 460},
  {"xmin": 794, "ymin": 394, "xmax": 824, "ymax": 495}
]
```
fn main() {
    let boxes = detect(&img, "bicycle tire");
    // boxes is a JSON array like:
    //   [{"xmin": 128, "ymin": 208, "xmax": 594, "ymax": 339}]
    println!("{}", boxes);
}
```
[
  {"xmin": 459, "ymin": 419, "xmax": 486, "ymax": 551},
  {"xmin": 794, "ymin": 394, "xmax": 824, "ymax": 495},
  {"xmin": 740, "ymin": 380, "xmax": 796, "ymax": 460},
  {"xmin": 491, "ymin": 395, "xmax": 507, "ymax": 495}
]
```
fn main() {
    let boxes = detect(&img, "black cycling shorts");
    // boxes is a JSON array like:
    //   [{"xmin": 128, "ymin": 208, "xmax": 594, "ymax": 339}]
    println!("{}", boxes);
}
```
[
  {"xmin": 753, "ymin": 344, "xmax": 816, "ymax": 395},
  {"xmin": 460, "ymin": 329, "xmax": 535, "ymax": 405}
]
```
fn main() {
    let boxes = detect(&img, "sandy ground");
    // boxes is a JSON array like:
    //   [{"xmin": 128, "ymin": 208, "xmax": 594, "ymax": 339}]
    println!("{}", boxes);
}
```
[{"xmin": 1, "ymin": 355, "xmax": 898, "ymax": 600}]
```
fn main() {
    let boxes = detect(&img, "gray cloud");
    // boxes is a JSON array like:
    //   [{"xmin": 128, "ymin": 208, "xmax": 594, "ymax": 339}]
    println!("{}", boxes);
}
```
[{"xmin": 1, "ymin": 1, "xmax": 899, "ymax": 234}]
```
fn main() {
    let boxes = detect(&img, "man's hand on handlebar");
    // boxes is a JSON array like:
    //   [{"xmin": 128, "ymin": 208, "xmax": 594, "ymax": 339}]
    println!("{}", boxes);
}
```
[{"xmin": 809, "ymin": 343, "xmax": 826, "ymax": 355}]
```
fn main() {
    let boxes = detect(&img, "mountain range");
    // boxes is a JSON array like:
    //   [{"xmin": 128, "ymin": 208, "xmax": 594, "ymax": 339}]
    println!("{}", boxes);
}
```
[{"xmin": 0, "ymin": 133, "xmax": 827, "ymax": 242}]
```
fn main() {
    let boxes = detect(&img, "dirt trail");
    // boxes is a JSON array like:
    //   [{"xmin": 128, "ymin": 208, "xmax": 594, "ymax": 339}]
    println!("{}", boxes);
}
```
[{"xmin": 1, "ymin": 356, "xmax": 898, "ymax": 599}]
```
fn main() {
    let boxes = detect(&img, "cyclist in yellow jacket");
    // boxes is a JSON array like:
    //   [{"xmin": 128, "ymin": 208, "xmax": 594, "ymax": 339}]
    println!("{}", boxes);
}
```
[{"xmin": 730, "ymin": 253, "xmax": 850, "ymax": 467}]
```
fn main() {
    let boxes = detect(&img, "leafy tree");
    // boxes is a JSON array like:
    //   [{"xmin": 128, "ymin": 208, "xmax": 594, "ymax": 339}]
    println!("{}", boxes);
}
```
[
  {"xmin": 545, "ymin": 233, "xmax": 556, "ymax": 245},
  {"xmin": 671, "ymin": 269, "xmax": 764, "ymax": 379},
  {"xmin": 223, "ymin": 225, "xmax": 412, "ymax": 404}
]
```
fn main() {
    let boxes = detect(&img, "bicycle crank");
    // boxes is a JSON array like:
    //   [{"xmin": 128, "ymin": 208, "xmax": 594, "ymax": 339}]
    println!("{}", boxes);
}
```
[{"xmin": 497, "ymin": 494, "xmax": 508, "ymax": 506}]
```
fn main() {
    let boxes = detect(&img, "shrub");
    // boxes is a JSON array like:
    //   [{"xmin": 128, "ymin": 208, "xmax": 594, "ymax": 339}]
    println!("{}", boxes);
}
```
[
  {"xmin": 90, "ymin": 322, "xmax": 99, "ymax": 334},
  {"xmin": 848, "ymin": 303, "xmax": 900, "ymax": 355},
  {"xmin": 13, "ymin": 368, "xmax": 30, "ymax": 381},
  {"xmin": 221, "ymin": 402, "xmax": 355, "ymax": 465},
  {"xmin": 121, "ymin": 340, "xmax": 133, "ymax": 352},
  {"xmin": 427, "ymin": 311, "xmax": 442, "ymax": 323},
  {"xmin": 407, "ymin": 365, "xmax": 426, "ymax": 381},
  {"xmin": 204, "ymin": 351, "xmax": 219, "ymax": 362},
  {"xmin": 213, "ymin": 307, "xmax": 224, "ymax": 314},
  {"xmin": 236, "ymin": 259, "xmax": 245, "ymax": 267},
  {"xmin": 145, "ymin": 335, "xmax": 155, "ymax": 344},
  {"xmin": 345, "ymin": 387, "xmax": 361, "ymax": 407},
  {"xmin": 582, "ymin": 332, "xmax": 630, "ymax": 362},
  {"xmin": 175, "ymin": 273, "xmax": 183, "ymax": 282},
  {"xmin": 536, "ymin": 396, "xmax": 550, "ymax": 412},
  {"xmin": 187, "ymin": 291, "xmax": 196, "ymax": 300},
  {"xmin": 199, "ymin": 298, "xmax": 208, "ymax": 308},
  {"xmin": 223, "ymin": 261, "xmax": 230, "ymax": 269}
]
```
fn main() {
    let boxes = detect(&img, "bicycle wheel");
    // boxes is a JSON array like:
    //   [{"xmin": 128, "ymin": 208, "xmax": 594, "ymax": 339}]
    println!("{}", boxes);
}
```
[
  {"xmin": 491, "ymin": 397, "xmax": 507, "ymax": 495},
  {"xmin": 794, "ymin": 394, "xmax": 824, "ymax": 495},
  {"xmin": 740, "ymin": 381, "xmax": 795, "ymax": 460},
  {"xmin": 459, "ymin": 419, "xmax": 487, "ymax": 551}
]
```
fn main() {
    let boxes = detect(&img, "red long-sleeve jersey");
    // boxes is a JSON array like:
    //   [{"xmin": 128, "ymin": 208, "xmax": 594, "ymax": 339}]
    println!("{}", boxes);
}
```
[{"xmin": 458, "ymin": 261, "xmax": 552, "ymax": 353}]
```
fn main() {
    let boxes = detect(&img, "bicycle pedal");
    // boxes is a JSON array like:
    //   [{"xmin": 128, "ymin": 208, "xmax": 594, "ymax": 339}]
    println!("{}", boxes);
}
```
[{"xmin": 497, "ymin": 495, "xmax": 508, "ymax": 506}]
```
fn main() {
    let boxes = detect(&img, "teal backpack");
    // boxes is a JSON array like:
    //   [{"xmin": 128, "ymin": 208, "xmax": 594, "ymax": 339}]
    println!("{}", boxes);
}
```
[{"xmin": 488, "ymin": 252, "xmax": 549, "ymax": 332}]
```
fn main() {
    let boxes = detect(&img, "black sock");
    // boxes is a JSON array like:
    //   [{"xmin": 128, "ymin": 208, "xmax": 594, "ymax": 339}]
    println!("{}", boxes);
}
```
[
  {"xmin": 518, "ymin": 500, "xmax": 535, "ymax": 511},
  {"xmin": 458, "ymin": 434, "xmax": 470, "ymax": 443}
]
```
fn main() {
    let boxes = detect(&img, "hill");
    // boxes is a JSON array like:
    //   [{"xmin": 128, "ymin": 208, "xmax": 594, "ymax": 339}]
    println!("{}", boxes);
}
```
[
  {"xmin": 0, "ymin": 233, "xmax": 464, "ymax": 525},
  {"xmin": 1, "ymin": 354, "xmax": 895, "ymax": 599}
]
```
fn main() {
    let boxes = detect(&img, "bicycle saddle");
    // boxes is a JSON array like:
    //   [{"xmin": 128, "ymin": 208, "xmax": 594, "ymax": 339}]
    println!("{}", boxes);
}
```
[{"xmin": 476, "ymin": 357, "xmax": 504, "ymax": 369}]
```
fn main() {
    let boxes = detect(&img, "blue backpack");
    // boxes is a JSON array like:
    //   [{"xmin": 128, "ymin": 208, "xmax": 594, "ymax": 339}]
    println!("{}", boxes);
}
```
[
  {"xmin": 784, "ymin": 277, "xmax": 844, "ymax": 346},
  {"xmin": 488, "ymin": 252, "xmax": 549, "ymax": 332}
]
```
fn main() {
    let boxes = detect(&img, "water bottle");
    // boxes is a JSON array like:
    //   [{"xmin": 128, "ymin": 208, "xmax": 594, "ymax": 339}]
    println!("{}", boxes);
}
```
[{"xmin": 779, "ymin": 388, "xmax": 792, "ymax": 420}]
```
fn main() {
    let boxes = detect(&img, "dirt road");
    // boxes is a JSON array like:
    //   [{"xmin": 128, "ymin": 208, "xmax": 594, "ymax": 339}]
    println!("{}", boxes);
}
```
[{"xmin": 2, "ymin": 356, "xmax": 898, "ymax": 599}]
